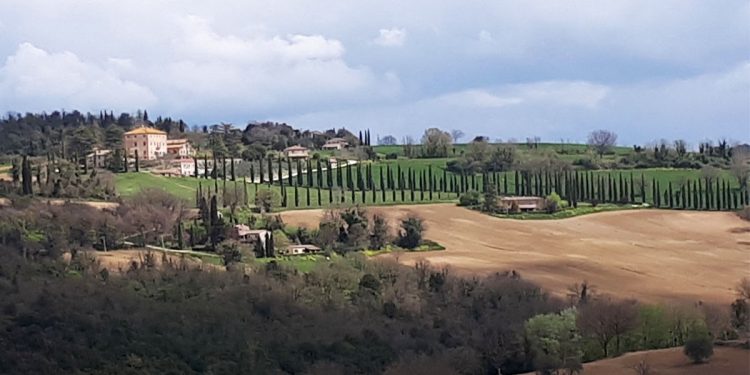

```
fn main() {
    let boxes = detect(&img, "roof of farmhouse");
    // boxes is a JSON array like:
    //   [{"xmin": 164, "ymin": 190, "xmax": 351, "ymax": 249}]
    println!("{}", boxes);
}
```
[{"xmin": 124, "ymin": 127, "xmax": 167, "ymax": 136}]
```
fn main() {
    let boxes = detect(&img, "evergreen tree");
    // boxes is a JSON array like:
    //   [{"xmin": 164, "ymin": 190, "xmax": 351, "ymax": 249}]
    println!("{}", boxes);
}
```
[
  {"xmin": 250, "ymin": 162, "xmax": 255, "ymax": 183},
  {"xmin": 134, "ymin": 150, "xmax": 140, "ymax": 172},
  {"xmin": 668, "ymin": 182, "xmax": 674, "ymax": 208},
  {"xmin": 482, "ymin": 175, "xmax": 499, "ymax": 213},
  {"xmin": 222, "ymin": 156, "xmax": 227, "ymax": 181},
  {"xmin": 204, "ymin": 155, "xmax": 209, "ymax": 178},
  {"xmin": 21, "ymin": 155, "xmax": 32, "ymax": 195},
  {"xmin": 267, "ymin": 157, "xmax": 274, "ymax": 185},
  {"xmin": 177, "ymin": 221, "xmax": 185, "ymax": 250}
]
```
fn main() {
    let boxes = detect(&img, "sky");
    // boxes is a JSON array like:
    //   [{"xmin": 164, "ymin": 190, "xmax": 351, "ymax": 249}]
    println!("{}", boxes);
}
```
[{"xmin": 0, "ymin": 0, "xmax": 748, "ymax": 145}]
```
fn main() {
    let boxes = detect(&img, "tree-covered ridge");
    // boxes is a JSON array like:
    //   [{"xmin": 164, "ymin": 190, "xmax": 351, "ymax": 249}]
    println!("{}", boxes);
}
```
[{"xmin": 0, "ymin": 110, "xmax": 188, "ymax": 157}]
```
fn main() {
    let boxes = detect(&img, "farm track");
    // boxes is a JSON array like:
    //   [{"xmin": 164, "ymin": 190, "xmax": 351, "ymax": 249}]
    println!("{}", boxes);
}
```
[{"xmin": 281, "ymin": 204, "xmax": 750, "ymax": 304}]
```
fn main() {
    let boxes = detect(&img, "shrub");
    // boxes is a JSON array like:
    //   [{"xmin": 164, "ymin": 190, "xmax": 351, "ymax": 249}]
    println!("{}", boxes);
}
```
[
  {"xmin": 458, "ymin": 190, "xmax": 481, "ymax": 207},
  {"xmin": 385, "ymin": 153, "xmax": 398, "ymax": 160},
  {"xmin": 255, "ymin": 189, "xmax": 280, "ymax": 213},
  {"xmin": 573, "ymin": 157, "xmax": 599, "ymax": 170},
  {"xmin": 544, "ymin": 192, "xmax": 564, "ymax": 213},
  {"xmin": 683, "ymin": 333, "xmax": 714, "ymax": 364},
  {"xmin": 397, "ymin": 215, "xmax": 424, "ymax": 249}
]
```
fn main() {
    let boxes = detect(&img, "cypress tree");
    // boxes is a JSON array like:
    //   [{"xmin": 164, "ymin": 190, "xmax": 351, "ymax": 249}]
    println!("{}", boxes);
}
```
[
  {"xmin": 250, "ymin": 162, "xmax": 255, "ymax": 183},
  {"xmin": 693, "ymin": 180, "xmax": 700, "ymax": 210},
  {"xmin": 287, "ymin": 158, "xmax": 293, "ymax": 185},
  {"xmin": 380, "ymin": 167, "xmax": 386, "ymax": 202},
  {"xmin": 243, "ymin": 178, "xmax": 249, "ymax": 206},
  {"xmin": 428, "ymin": 166, "xmax": 434, "ymax": 200},
  {"xmin": 419, "ymin": 171, "xmax": 425, "ymax": 201},
  {"xmin": 715, "ymin": 179, "xmax": 721, "ymax": 210},
  {"xmin": 267, "ymin": 157, "xmax": 273, "ymax": 185},
  {"xmin": 703, "ymin": 179, "xmax": 710, "ymax": 210},
  {"xmin": 134, "ymin": 150, "xmax": 140, "ymax": 172},
  {"xmin": 21, "ymin": 155, "xmax": 32, "ymax": 195},
  {"xmin": 399, "ymin": 171, "xmax": 405, "ymax": 201},
  {"xmin": 668, "ymin": 182, "xmax": 674, "ymax": 208},
  {"xmin": 681, "ymin": 183, "xmax": 687, "ymax": 210},
  {"xmin": 222, "ymin": 156, "xmax": 227, "ymax": 181},
  {"xmin": 297, "ymin": 159, "xmax": 303, "ymax": 186},
  {"xmin": 277, "ymin": 157, "xmax": 283, "ymax": 187},
  {"xmin": 317, "ymin": 185, "xmax": 322, "ymax": 206},
  {"xmin": 258, "ymin": 157, "xmax": 264, "ymax": 183},
  {"xmin": 316, "ymin": 159, "xmax": 323, "ymax": 188},
  {"xmin": 212, "ymin": 155, "xmax": 218, "ymax": 180},
  {"xmin": 307, "ymin": 159, "xmax": 313, "ymax": 187},
  {"xmin": 294, "ymin": 184, "xmax": 299, "ymax": 207},
  {"xmin": 177, "ymin": 221, "xmax": 185, "ymax": 250}
]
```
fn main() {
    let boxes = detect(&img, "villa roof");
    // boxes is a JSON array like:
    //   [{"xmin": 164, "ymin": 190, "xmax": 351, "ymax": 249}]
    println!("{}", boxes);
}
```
[
  {"xmin": 166, "ymin": 139, "xmax": 189, "ymax": 145},
  {"xmin": 124, "ymin": 127, "xmax": 167, "ymax": 136},
  {"xmin": 284, "ymin": 145, "xmax": 309, "ymax": 151},
  {"xmin": 325, "ymin": 137, "xmax": 348, "ymax": 144}
]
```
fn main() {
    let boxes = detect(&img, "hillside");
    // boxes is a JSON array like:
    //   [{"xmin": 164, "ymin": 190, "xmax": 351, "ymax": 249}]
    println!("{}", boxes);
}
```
[{"xmin": 281, "ymin": 204, "xmax": 750, "ymax": 304}]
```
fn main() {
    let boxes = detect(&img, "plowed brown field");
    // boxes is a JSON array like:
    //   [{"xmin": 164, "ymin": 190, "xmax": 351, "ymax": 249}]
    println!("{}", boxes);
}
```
[{"xmin": 281, "ymin": 204, "xmax": 750, "ymax": 303}]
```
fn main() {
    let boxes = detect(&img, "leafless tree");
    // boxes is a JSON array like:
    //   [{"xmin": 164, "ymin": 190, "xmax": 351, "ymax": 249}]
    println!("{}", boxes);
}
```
[
  {"xmin": 700, "ymin": 165, "xmax": 721, "ymax": 183},
  {"xmin": 587, "ymin": 130, "xmax": 618, "ymax": 157},
  {"xmin": 450, "ymin": 129, "xmax": 465, "ymax": 143},
  {"xmin": 730, "ymin": 148, "xmax": 749, "ymax": 189},
  {"xmin": 577, "ymin": 297, "xmax": 640, "ymax": 357},
  {"xmin": 403, "ymin": 136, "xmax": 416, "ymax": 158}
]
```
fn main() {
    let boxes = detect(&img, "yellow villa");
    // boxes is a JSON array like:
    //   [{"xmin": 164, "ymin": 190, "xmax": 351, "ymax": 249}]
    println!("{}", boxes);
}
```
[{"xmin": 123, "ymin": 127, "xmax": 167, "ymax": 160}]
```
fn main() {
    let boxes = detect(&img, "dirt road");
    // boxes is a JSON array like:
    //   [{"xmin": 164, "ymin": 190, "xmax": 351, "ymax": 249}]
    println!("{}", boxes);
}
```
[{"xmin": 281, "ymin": 204, "xmax": 750, "ymax": 303}]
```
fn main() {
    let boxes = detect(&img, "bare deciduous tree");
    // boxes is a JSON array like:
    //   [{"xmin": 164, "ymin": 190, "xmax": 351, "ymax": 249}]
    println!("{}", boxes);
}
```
[
  {"xmin": 577, "ymin": 297, "xmax": 640, "ymax": 357},
  {"xmin": 730, "ymin": 148, "xmax": 749, "ymax": 189},
  {"xmin": 587, "ymin": 130, "xmax": 618, "ymax": 157},
  {"xmin": 450, "ymin": 129, "xmax": 465, "ymax": 143}
]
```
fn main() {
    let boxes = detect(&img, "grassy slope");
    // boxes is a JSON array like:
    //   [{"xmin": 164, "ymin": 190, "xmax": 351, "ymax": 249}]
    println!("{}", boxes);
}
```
[
  {"xmin": 115, "ymin": 165, "xmax": 739, "ymax": 209},
  {"xmin": 115, "ymin": 172, "xmax": 460, "ymax": 208}
]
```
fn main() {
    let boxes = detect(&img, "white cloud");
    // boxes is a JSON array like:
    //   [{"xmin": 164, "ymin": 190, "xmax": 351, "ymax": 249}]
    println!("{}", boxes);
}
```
[
  {"xmin": 0, "ymin": 43, "xmax": 157, "ymax": 112},
  {"xmin": 155, "ymin": 16, "xmax": 400, "ymax": 116},
  {"xmin": 478, "ymin": 30, "xmax": 494, "ymax": 43},
  {"xmin": 373, "ymin": 28, "xmax": 406, "ymax": 47},
  {"xmin": 433, "ymin": 81, "xmax": 609, "ymax": 109}
]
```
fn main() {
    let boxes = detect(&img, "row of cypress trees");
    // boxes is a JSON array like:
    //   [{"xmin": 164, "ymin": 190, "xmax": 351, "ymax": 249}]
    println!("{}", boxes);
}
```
[{"xmin": 182, "ymin": 155, "xmax": 747, "ymax": 211}]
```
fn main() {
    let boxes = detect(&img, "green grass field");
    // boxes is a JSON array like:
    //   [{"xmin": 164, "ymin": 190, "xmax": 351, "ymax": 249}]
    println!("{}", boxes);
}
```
[
  {"xmin": 115, "ymin": 172, "xmax": 461, "ymax": 208},
  {"xmin": 254, "ymin": 255, "xmax": 325, "ymax": 273}
]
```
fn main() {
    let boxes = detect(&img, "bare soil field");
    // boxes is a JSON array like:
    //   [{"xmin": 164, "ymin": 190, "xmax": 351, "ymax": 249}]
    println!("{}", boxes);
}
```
[
  {"xmin": 92, "ymin": 249, "xmax": 206, "ymax": 272},
  {"xmin": 557, "ymin": 346, "xmax": 749, "ymax": 375},
  {"xmin": 281, "ymin": 204, "xmax": 750, "ymax": 303}
]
